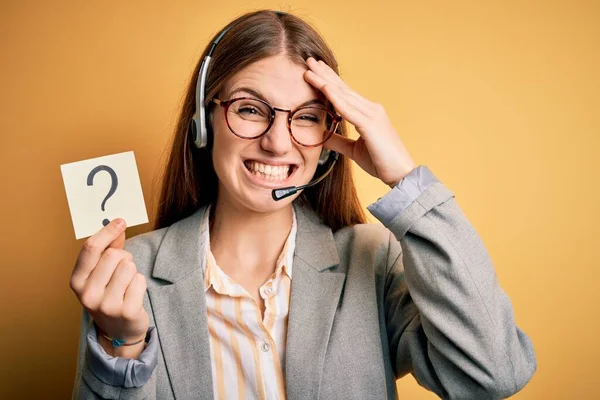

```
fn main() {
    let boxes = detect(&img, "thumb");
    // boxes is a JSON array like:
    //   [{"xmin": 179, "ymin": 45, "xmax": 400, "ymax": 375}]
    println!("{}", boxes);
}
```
[
  {"xmin": 324, "ymin": 133, "xmax": 356, "ymax": 159},
  {"xmin": 108, "ymin": 229, "xmax": 126, "ymax": 250}
]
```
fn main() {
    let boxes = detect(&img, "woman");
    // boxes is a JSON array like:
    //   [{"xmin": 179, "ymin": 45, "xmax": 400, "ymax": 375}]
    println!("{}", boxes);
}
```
[{"xmin": 71, "ymin": 10, "xmax": 536, "ymax": 400}]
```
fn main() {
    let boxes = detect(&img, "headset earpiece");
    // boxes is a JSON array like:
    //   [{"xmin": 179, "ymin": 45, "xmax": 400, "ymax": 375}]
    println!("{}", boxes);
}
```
[
  {"xmin": 318, "ymin": 149, "xmax": 331, "ymax": 166},
  {"xmin": 205, "ymin": 112, "xmax": 214, "ymax": 151}
]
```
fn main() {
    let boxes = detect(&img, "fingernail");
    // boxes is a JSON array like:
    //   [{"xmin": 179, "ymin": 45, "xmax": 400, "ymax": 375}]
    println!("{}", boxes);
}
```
[{"xmin": 114, "ymin": 218, "xmax": 125, "ymax": 228}]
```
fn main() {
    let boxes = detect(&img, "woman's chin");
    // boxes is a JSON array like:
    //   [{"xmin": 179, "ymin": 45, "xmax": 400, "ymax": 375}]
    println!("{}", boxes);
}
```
[{"xmin": 240, "ymin": 188, "xmax": 296, "ymax": 213}]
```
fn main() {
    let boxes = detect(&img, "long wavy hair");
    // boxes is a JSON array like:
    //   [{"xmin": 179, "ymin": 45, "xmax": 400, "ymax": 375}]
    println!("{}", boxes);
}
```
[{"xmin": 154, "ymin": 10, "xmax": 367, "ymax": 232}]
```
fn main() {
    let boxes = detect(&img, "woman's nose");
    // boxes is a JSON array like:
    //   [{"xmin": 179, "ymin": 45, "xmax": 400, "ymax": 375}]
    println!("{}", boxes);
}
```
[{"xmin": 260, "ymin": 112, "xmax": 293, "ymax": 155}]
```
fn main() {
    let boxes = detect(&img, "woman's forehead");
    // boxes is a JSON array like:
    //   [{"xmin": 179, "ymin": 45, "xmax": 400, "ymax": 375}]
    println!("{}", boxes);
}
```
[{"xmin": 221, "ymin": 55, "xmax": 323, "ymax": 107}]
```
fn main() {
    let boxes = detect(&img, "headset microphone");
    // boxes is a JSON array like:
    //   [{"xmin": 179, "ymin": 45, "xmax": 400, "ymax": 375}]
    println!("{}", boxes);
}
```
[{"xmin": 272, "ymin": 151, "xmax": 338, "ymax": 201}]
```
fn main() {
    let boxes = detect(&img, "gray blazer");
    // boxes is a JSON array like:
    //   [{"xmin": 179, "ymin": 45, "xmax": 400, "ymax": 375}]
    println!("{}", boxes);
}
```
[{"xmin": 73, "ymin": 166, "xmax": 536, "ymax": 399}]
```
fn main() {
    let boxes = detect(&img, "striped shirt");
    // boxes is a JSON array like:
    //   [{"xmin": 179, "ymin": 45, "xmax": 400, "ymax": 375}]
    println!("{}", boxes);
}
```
[{"xmin": 200, "ymin": 205, "xmax": 297, "ymax": 400}]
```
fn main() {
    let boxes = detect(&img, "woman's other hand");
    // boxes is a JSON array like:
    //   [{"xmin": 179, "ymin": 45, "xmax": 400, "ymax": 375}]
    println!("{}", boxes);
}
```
[
  {"xmin": 304, "ymin": 57, "xmax": 417, "ymax": 187},
  {"xmin": 70, "ymin": 218, "xmax": 149, "ymax": 357}
]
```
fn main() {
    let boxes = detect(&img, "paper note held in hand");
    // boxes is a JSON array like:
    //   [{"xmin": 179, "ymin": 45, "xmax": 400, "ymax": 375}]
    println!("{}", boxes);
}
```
[{"xmin": 60, "ymin": 151, "xmax": 149, "ymax": 239}]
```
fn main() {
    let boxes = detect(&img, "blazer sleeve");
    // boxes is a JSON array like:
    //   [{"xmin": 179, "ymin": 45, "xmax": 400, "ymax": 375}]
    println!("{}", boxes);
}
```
[
  {"xmin": 368, "ymin": 166, "xmax": 537, "ymax": 400},
  {"xmin": 71, "ymin": 309, "xmax": 158, "ymax": 400}
]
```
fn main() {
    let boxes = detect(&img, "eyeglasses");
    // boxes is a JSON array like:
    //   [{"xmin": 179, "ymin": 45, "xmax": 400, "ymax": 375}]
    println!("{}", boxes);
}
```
[{"xmin": 211, "ymin": 97, "xmax": 341, "ymax": 147}]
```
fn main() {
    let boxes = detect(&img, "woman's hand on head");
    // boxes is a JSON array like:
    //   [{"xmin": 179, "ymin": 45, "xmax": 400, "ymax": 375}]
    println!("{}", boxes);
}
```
[
  {"xmin": 70, "ymin": 219, "xmax": 149, "ymax": 353},
  {"xmin": 303, "ymin": 57, "xmax": 417, "ymax": 188}
]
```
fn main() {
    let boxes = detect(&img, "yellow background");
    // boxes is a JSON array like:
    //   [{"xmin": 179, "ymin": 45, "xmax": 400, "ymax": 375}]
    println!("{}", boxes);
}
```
[{"xmin": 1, "ymin": 1, "xmax": 598, "ymax": 398}]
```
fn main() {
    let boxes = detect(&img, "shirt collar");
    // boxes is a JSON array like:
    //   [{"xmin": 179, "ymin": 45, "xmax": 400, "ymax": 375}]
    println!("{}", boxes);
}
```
[{"xmin": 200, "ymin": 204, "xmax": 297, "ymax": 293}]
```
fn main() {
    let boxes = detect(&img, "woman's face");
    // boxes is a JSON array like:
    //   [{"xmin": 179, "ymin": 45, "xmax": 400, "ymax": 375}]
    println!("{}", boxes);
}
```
[{"xmin": 210, "ymin": 54, "xmax": 326, "ymax": 213}]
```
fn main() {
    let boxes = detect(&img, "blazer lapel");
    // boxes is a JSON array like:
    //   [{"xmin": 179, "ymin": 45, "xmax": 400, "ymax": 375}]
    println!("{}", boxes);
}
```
[
  {"xmin": 147, "ymin": 207, "xmax": 214, "ymax": 400},
  {"xmin": 286, "ymin": 202, "xmax": 345, "ymax": 400}
]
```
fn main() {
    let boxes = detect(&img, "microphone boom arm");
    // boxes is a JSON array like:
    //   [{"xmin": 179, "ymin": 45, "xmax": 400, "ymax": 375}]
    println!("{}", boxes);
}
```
[{"xmin": 271, "ymin": 152, "xmax": 339, "ymax": 201}]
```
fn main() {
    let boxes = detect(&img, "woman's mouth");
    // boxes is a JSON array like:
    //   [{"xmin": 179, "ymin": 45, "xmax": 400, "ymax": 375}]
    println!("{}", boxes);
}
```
[{"xmin": 243, "ymin": 160, "xmax": 297, "ymax": 184}]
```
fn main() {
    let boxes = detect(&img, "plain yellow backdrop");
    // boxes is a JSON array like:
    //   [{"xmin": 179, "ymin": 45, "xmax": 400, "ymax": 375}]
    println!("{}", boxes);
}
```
[{"xmin": 1, "ymin": 0, "xmax": 598, "ymax": 398}]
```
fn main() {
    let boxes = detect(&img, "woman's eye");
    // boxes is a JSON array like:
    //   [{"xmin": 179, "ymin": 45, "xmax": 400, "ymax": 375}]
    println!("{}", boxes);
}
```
[
  {"xmin": 238, "ymin": 106, "xmax": 260, "ymax": 115},
  {"xmin": 297, "ymin": 114, "xmax": 320, "ymax": 122}
]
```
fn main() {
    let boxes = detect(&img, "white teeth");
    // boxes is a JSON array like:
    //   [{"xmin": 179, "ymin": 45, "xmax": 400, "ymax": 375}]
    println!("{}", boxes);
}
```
[{"xmin": 246, "ymin": 161, "xmax": 291, "ymax": 181}]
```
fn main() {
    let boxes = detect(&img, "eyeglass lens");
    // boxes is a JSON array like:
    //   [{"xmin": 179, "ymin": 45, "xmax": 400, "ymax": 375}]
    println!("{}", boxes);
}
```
[{"xmin": 225, "ymin": 98, "xmax": 335, "ymax": 146}]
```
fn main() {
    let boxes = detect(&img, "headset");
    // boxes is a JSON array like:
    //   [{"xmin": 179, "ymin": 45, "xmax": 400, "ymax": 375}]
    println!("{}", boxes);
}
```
[{"xmin": 189, "ymin": 11, "xmax": 339, "ymax": 201}]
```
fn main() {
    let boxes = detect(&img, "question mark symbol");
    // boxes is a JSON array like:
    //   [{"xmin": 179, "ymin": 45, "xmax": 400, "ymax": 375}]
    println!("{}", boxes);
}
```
[{"xmin": 86, "ymin": 165, "xmax": 119, "ymax": 227}]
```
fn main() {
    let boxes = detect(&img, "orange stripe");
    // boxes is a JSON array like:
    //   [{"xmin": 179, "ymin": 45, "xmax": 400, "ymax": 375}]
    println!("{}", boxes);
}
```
[
  {"xmin": 272, "ymin": 342, "xmax": 287, "ymax": 400},
  {"xmin": 206, "ymin": 297, "xmax": 219, "ymax": 398},
  {"xmin": 209, "ymin": 294, "xmax": 227, "ymax": 400},
  {"xmin": 282, "ymin": 274, "xmax": 292, "ymax": 312},
  {"xmin": 254, "ymin": 304, "xmax": 286, "ymax": 400},
  {"xmin": 268, "ymin": 267, "xmax": 290, "ymax": 398},
  {"xmin": 207, "ymin": 321, "xmax": 224, "ymax": 398},
  {"xmin": 265, "ymin": 287, "xmax": 278, "ymax": 332},
  {"xmin": 275, "ymin": 275, "xmax": 292, "ymax": 398},
  {"xmin": 235, "ymin": 297, "xmax": 266, "ymax": 399},
  {"xmin": 220, "ymin": 296, "xmax": 246, "ymax": 400}
]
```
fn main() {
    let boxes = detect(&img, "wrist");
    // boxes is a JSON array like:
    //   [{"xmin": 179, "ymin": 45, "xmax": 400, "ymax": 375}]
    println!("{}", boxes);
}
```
[
  {"xmin": 388, "ymin": 165, "xmax": 417, "ymax": 188},
  {"xmin": 98, "ymin": 333, "xmax": 146, "ymax": 358},
  {"xmin": 96, "ymin": 325, "xmax": 147, "ymax": 358}
]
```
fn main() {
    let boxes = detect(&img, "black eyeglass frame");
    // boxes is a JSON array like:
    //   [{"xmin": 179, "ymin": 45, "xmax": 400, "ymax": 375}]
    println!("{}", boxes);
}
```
[{"xmin": 211, "ymin": 97, "xmax": 342, "ymax": 148}]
